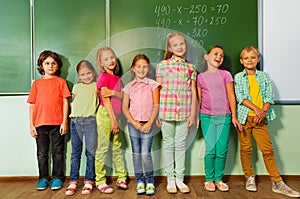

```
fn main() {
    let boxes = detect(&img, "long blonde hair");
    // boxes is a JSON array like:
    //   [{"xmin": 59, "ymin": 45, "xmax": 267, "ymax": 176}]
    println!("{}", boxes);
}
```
[
  {"xmin": 96, "ymin": 47, "xmax": 120, "ymax": 75},
  {"xmin": 163, "ymin": 32, "xmax": 186, "ymax": 60}
]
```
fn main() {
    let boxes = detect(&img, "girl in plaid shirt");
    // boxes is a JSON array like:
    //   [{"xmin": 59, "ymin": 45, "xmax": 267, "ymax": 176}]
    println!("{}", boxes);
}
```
[{"xmin": 156, "ymin": 32, "xmax": 197, "ymax": 194}]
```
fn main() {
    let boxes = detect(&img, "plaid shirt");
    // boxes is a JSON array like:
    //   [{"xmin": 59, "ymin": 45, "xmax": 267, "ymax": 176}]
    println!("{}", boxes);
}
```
[
  {"xmin": 234, "ymin": 69, "xmax": 276, "ymax": 124},
  {"xmin": 156, "ymin": 56, "xmax": 196, "ymax": 121}
]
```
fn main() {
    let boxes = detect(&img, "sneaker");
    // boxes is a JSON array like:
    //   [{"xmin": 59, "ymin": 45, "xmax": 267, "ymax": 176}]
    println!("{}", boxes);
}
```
[
  {"xmin": 246, "ymin": 176, "xmax": 257, "ymax": 192},
  {"xmin": 136, "ymin": 182, "xmax": 145, "ymax": 194},
  {"xmin": 50, "ymin": 178, "xmax": 62, "ymax": 190},
  {"xmin": 37, "ymin": 178, "xmax": 49, "ymax": 190},
  {"xmin": 166, "ymin": 180, "xmax": 177, "ymax": 194},
  {"xmin": 175, "ymin": 180, "xmax": 190, "ymax": 193},
  {"xmin": 272, "ymin": 181, "xmax": 300, "ymax": 198},
  {"xmin": 146, "ymin": 183, "xmax": 156, "ymax": 195}
]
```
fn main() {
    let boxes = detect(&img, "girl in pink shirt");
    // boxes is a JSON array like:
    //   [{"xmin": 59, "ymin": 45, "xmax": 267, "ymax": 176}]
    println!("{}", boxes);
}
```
[
  {"xmin": 197, "ymin": 45, "xmax": 242, "ymax": 192},
  {"xmin": 122, "ymin": 54, "xmax": 160, "ymax": 195},
  {"xmin": 94, "ymin": 47, "xmax": 127, "ymax": 193}
]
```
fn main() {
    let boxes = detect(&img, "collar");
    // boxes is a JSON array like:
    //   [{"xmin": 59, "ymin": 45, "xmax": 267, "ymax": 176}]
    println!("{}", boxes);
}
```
[
  {"xmin": 132, "ymin": 77, "xmax": 150, "ymax": 85},
  {"xmin": 171, "ymin": 55, "xmax": 186, "ymax": 63}
]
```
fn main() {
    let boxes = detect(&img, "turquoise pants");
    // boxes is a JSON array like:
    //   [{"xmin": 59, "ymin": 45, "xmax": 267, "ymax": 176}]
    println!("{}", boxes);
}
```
[
  {"xmin": 161, "ymin": 120, "xmax": 188, "ymax": 181},
  {"xmin": 95, "ymin": 106, "xmax": 127, "ymax": 185},
  {"xmin": 200, "ymin": 114, "xmax": 231, "ymax": 182}
]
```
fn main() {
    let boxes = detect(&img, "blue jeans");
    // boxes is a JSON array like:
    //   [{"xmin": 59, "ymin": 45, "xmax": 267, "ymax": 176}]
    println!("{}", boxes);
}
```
[
  {"xmin": 200, "ymin": 114, "xmax": 231, "ymax": 182},
  {"xmin": 70, "ymin": 117, "xmax": 97, "ymax": 182},
  {"xmin": 128, "ymin": 122, "xmax": 154, "ymax": 184},
  {"xmin": 36, "ymin": 125, "xmax": 65, "ymax": 180}
]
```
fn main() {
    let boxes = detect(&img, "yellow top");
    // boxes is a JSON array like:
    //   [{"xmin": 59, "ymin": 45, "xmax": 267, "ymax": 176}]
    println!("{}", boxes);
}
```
[{"xmin": 248, "ymin": 75, "xmax": 263, "ymax": 116}]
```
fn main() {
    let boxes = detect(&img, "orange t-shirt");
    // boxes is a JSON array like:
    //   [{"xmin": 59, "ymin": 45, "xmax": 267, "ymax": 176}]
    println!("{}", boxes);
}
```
[{"xmin": 27, "ymin": 76, "xmax": 71, "ymax": 127}]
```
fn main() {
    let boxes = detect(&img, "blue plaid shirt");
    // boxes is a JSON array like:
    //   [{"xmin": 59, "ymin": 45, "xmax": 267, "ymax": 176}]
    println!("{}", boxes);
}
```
[{"xmin": 234, "ymin": 69, "xmax": 276, "ymax": 125}]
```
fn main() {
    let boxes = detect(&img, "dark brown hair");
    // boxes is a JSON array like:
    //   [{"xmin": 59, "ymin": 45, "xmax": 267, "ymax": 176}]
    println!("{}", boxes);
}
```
[
  {"xmin": 37, "ymin": 50, "xmax": 62, "ymax": 76},
  {"xmin": 130, "ymin": 54, "xmax": 151, "ymax": 79},
  {"xmin": 205, "ymin": 45, "xmax": 225, "ymax": 70}
]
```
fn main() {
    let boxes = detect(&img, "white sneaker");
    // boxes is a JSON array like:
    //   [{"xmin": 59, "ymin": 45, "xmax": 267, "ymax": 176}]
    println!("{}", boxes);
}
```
[
  {"xmin": 246, "ymin": 176, "xmax": 257, "ymax": 192},
  {"xmin": 166, "ymin": 180, "xmax": 177, "ymax": 194},
  {"xmin": 175, "ymin": 180, "xmax": 189, "ymax": 193},
  {"xmin": 272, "ymin": 181, "xmax": 300, "ymax": 198}
]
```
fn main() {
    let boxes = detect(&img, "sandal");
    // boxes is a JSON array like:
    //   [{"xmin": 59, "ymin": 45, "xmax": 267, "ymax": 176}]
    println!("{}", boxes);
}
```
[
  {"xmin": 97, "ymin": 184, "xmax": 113, "ymax": 194},
  {"xmin": 116, "ymin": 180, "xmax": 128, "ymax": 190},
  {"xmin": 82, "ymin": 181, "xmax": 94, "ymax": 195},
  {"xmin": 204, "ymin": 181, "xmax": 216, "ymax": 192},
  {"xmin": 65, "ymin": 182, "xmax": 78, "ymax": 196},
  {"xmin": 215, "ymin": 181, "xmax": 229, "ymax": 192}
]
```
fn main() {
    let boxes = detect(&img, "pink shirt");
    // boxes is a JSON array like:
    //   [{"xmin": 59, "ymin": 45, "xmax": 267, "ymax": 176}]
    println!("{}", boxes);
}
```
[
  {"xmin": 123, "ymin": 77, "xmax": 160, "ymax": 121},
  {"xmin": 96, "ymin": 72, "xmax": 122, "ymax": 115},
  {"xmin": 197, "ymin": 69, "xmax": 233, "ymax": 115}
]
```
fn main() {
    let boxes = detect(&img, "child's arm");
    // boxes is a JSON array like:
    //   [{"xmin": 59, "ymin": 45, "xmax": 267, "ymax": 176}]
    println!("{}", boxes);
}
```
[
  {"xmin": 197, "ymin": 85, "xmax": 202, "ymax": 128},
  {"xmin": 188, "ymin": 79, "xmax": 197, "ymax": 131},
  {"xmin": 122, "ymin": 92, "xmax": 143, "ymax": 130},
  {"xmin": 29, "ymin": 104, "xmax": 38, "ymax": 138},
  {"xmin": 242, "ymin": 99, "xmax": 267, "ymax": 123},
  {"xmin": 226, "ymin": 82, "xmax": 243, "ymax": 131},
  {"xmin": 60, "ymin": 98, "xmax": 69, "ymax": 135},
  {"xmin": 140, "ymin": 87, "xmax": 160, "ymax": 134},
  {"xmin": 155, "ymin": 77, "xmax": 163, "ymax": 128},
  {"xmin": 101, "ymin": 87, "xmax": 119, "ymax": 134},
  {"xmin": 101, "ymin": 87, "xmax": 123, "ymax": 99}
]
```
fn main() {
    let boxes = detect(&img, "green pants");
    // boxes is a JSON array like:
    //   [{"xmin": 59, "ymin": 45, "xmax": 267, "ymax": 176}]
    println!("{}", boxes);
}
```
[
  {"xmin": 200, "ymin": 114, "xmax": 231, "ymax": 182},
  {"xmin": 161, "ymin": 120, "xmax": 188, "ymax": 181},
  {"xmin": 95, "ymin": 106, "xmax": 127, "ymax": 185}
]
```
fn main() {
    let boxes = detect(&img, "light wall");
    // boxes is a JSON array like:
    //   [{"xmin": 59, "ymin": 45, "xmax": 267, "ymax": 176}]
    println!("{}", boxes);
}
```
[{"xmin": 1, "ymin": 96, "xmax": 299, "ymax": 177}]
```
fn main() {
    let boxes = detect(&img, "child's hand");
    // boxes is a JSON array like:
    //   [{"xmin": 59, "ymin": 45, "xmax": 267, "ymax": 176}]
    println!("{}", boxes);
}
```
[
  {"xmin": 60, "ymin": 123, "xmax": 68, "ymax": 135},
  {"xmin": 140, "ymin": 122, "xmax": 151, "ymax": 134},
  {"xmin": 101, "ymin": 87, "xmax": 114, "ymax": 98},
  {"xmin": 155, "ymin": 118, "xmax": 162, "ymax": 128},
  {"xmin": 132, "ymin": 121, "xmax": 143, "ymax": 131},
  {"xmin": 187, "ymin": 115, "xmax": 195, "ymax": 132},
  {"xmin": 253, "ymin": 115, "xmax": 263, "ymax": 124},
  {"xmin": 254, "ymin": 108, "xmax": 266, "ymax": 121},
  {"xmin": 30, "ymin": 126, "xmax": 38, "ymax": 138},
  {"xmin": 232, "ymin": 117, "xmax": 243, "ymax": 132},
  {"xmin": 111, "ymin": 120, "xmax": 119, "ymax": 135}
]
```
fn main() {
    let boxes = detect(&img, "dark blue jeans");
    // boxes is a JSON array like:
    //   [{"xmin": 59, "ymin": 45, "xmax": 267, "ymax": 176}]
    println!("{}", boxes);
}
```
[
  {"xmin": 36, "ymin": 125, "xmax": 65, "ymax": 180},
  {"xmin": 128, "ymin": 122, "xmax": 154, "ymax": 184},
  {"xmin": 70, "ymin": 117, "xmax": 97, "ymax": 182}
]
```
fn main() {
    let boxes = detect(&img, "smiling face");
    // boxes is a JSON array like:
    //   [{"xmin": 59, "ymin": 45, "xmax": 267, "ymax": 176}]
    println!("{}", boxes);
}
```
[
  {"xmin": 240, "ymin": 50, "xmax": 260, "ymax": 72},
  {"xmin": 132, "ymin": 59, "xmax": 149, "ymax": 81},
  {"xmin": 42, "ymin": 56, "xmax": 59, "ymax": 77},
  {"xmin": 78, "ymin": 66, "xmax": 95, "ymax": 84},
  {"xmin": 99, "ymin": 49, "xmax": 117, "ymax": 74},
  {"xmin": 168, "ymin": 34, "xmax": 187, "ymax": 58},
  {"xmin": 205, "ymin": 47, "xmax": 224, "ymax": 69}
]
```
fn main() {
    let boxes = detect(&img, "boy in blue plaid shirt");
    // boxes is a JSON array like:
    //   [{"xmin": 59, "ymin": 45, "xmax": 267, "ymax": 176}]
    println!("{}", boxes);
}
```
[{"xmin": 234, "ymin": 46, "xmax": 299, "ymax": 198}]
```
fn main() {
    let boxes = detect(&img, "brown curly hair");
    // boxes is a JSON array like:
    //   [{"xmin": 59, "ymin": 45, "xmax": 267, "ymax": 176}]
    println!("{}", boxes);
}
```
[{"xmin": 37, "ymin": 50, "xmax": 62, "ymax": 76}]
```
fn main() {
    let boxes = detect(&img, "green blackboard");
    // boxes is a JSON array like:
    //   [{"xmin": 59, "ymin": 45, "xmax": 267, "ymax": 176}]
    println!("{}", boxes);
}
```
[
  {"xmin": 34, "ymin": 0, "xmax": 106, "ymax": 89},
  {"xmin": 0, "ymin": 0, "xmax": 257, "ymax": 93},
  {"xmin": 0, "ymin": 0, "xmax": 31, "ymax": 94},
  {"xmin": 109, "ymin": 0, "xmax": 258, "ymax": 84}
]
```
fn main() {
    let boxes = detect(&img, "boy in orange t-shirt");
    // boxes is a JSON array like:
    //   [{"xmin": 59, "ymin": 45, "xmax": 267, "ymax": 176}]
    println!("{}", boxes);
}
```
[{"xmin": 27, "ymin": 50, "xmax": 71, "ymax": 191}]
